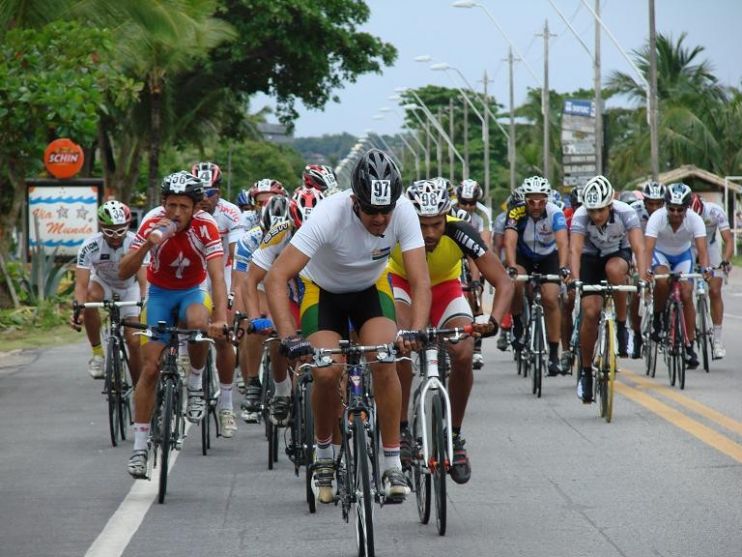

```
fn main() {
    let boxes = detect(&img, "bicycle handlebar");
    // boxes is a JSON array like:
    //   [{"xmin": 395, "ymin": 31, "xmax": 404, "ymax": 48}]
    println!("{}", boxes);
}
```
[
  {"xmin": 73, "ymin": 300, "xmax": 142, "ymax": 310},
  {"xmin": 312, "ymin": 342, "xmax": 397, "ymax": 368},
  {"xmin": 514, "ymin": 274, "xmax": 562, "ymax": 283},
  {"xmin": 653, "ymin": 272, "xmax": 703, "ymax": 281},
  {"xmin": 578, "ymin": 283, "xmax": 638, "ymax": 293},
  {"xmin": 124, "ymin": 321, "xmax": 216, "ymax": 344}
]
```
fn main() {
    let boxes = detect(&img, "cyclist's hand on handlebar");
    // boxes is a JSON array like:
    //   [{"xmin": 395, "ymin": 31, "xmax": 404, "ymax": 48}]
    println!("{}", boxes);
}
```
[
  {"xmin": 473, "ymin": 315, "xmax": 499, "ymax": 338},
  {"xmin": 209, "ymin": 320, "xmax": 228, "ymax": 340},
  {"xmin": 279, "ymin": 335, "xmax": 314, "ymax": 362},
  {"xmin": 395, "ymin": 329, "xmax": 420, "ymax": 353},
  {"xmin": 69, "ymin": 311, "xmax": 83, "ymax": 331},
  {"xmin": 506, "ymin": 266, "xmax": 518, "ymax": 279},
  {"xmin": 702, "ymin": 266, "xmax": 714, "ymax": 281},
  {"xmin": 721, "ymin": 260, "xmax": 732, "ymax": 275}
]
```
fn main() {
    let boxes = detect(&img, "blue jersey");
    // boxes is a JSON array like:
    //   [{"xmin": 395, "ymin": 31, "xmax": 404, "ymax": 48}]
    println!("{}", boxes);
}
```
[
  {"xmin": 232, "ymin": 226, "xmax": 264, "ymax": 273},
  {"xmin": 505, "ymin": 202, "xmax": 566, "ymax": 260}
]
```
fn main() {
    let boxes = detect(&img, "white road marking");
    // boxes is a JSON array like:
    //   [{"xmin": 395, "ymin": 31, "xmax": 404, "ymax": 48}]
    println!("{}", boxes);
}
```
[
  {"xmin": 723, "ymin": 313, "xmax": 742, "ymax": 320},
  {"xmin": 84, "ymin": 422, "xmax": 193, "ymax": 557}
]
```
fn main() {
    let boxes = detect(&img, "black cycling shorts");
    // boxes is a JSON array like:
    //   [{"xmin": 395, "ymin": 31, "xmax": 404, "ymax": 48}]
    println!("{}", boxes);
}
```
[
  {"xmin": 516, "ymin": 251, "xmax": 559, "ymax": 276},
  {"xmin": 579, "ymin": 248, "xmax": 632, "ymax": 295}
]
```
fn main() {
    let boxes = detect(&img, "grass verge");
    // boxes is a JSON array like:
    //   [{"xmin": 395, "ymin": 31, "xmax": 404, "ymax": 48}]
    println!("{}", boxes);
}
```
[{"xmin": 1, "ymin": 323, "xmax": 83, "ymax": 353}]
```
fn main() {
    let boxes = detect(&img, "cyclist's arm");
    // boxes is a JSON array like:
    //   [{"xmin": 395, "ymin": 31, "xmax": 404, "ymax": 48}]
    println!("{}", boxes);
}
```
[
  {"xmin": 720, "ymin": 228, "xmax": 734, "ymax": 264},
  {"xmin": 627, "ymin": 228, "xmax": 647, "ymax": 280},
  {"xmin": 119, "ymin": 243, "xmax": 152, "ymax": 280},
  {"xmin": 244, "ymin": 263, "xmax": 268, "ymax": 319},
  {"xmin": 401, "ymin": 246, "xmax": 432, "ymax": 331},
  {"xmin": 644, "ymin": 236, "xmax": 657, "ymax": 273},
  {"xmin": 265, "ymin": 244, "xmax": 310, "ymax": 338},
  {"xmin": 135, "ymin": 266, "xmax": 147, "ymax": 301},
  {"xmin": 73, "ymin": 267, "xmax": 91, "ymax": 305},
  {"xmin": 467, "ymin": 255, "xmax": 482, "ymax": 282},
  {"xmin": 206, "ymin": 257, "xmax": 228, "ymax": 324},
  {"xmin": 569, "ymin": 232, "xmax": 585, "ymax": 280},
  {"xmin": 474, "ymin": 251, "xmax": 514, "ymax": 323},
  {"xmin": 231, "ymin": 267, "xmax": 246, "ymax": 314},
  {"xmin": 555, "ymin": 228, "xmax": 569, "ymax": 269},
  {"xmin": 503, "ymin": 229, "xmax": 518, "ymax": 269},
  {"xmin": 694, "ymin": 236, "xmax": 710, "ymax": 270}
]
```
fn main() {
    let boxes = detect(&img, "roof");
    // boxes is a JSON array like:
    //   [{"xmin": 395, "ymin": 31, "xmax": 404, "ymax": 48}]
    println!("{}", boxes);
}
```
[{"xmin": 631, "ymin": 164, "xmax": 741, "ymax": 194}]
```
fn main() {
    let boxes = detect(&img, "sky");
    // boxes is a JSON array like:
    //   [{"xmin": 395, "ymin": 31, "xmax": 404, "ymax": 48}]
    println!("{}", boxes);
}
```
[{"xmin": 253, "ymin": 0, "xmax": 742, "ymax": 139}]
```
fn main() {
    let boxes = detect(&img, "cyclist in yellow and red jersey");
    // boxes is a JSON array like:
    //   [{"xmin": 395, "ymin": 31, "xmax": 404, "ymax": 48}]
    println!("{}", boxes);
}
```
[
  {"xmin": 388, "ymin": 179, "xmax": 512, "ymax": 485},
  {"xmin": 119, "ymin": 171, "xmax": 227, "ymax": 478}
]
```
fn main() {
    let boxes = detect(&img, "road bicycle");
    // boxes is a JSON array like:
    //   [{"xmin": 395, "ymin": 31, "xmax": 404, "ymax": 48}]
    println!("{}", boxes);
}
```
[
  {"xmin": 693, "ymin": 265, "xmax": 725, "ymax": 372},
  {"xmin": 575, "ymin": 281, "xmax": 638, "ymax": 422},
  {"xmin": 308, "ymin": 340, "xmax": 397, "ymax": 557},
  {"xmin": 514, "ymin": 274, "xmax": 562, "ymax": 398},
  {"xmin": 406, "ymin": 325, "xmax": 473, "ymax": 537},
  {"xmin": 287, "ymin": 361, "xmax": 316, "ymax": 513},
  {"xmin": 73, "ymin": 297, "xmax": 141, "ymax": 447},
  {"xmin": 126, "ymin": 321, "xmax": 214, "ymax": 503},
  {"xmin": 640, "ymin": 281, "xmax": 658, "ymax": 377},
  {"xmin": 654, "ymin": 272, "xmax": 702, "ymax": 390},
  {"xmin": 200, "ymin": 344, "xmax": 220, "ymax": 455}
]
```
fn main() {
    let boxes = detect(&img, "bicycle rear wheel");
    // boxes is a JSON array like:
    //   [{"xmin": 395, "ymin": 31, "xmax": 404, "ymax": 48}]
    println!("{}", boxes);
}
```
[
  {"xmin": 353, "ymin": 417, "xmax": 374, "ymax": 557},
  {"xmin": 302, "ymin": 381, "xmax": 316, "ymax": 513},
  {"xmin": 105, "ymin": 339, "xmax": 121, "ymax": 447},
  {"xmin": 697, "ymin": 296, "xmax": 710, "ymax": 373},
  {"xmin": 675, "ymin": 309, "xmax": 687, "ymax": 390},
  {"xmin": 158, "ymin": 379, "xmax": 175, "ymax": 504},
  {"xmin": 117, "ymin": 347, "xmax": 130, "ymax": 441},
  {"xmin": 431, "ymin": 395, "xmax": 447, "ymax": 536}
]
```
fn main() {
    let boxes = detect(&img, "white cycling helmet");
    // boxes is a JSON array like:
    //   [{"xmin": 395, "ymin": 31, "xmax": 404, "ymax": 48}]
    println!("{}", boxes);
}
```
[
  {"xmin": 582, "ymin": 175, "xmax": 614, "ymax": 209},
  {"xmin": 520, "ymin": 176, "xmax": 551, "ymax": 196},
  {"xmin": 449, "ymin": 206, "xmax": 472, "ymax": 223},
  {"xmin": 642, "ymin": 180, "xmax": 666, "ymax": 201},
  {"xmin": 406, "ymin": 179, "xmax": 451, "ymax": 217}
]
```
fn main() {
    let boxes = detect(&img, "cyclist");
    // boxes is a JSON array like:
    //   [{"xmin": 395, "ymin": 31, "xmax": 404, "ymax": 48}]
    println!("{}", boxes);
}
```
[
  {"xmin": 645, "ymin": 183, "xmax": 711, "ymax": 369},
  {"xmin": 71, "ymin": 201, "xmax": 146, "ymax": 382},
  {"xmin": 250, "ymin": 178, "xmax": 287, "ymax": 209},
  {"xmin": 493, "ymin": 188, "xmax": 524, "ymax": 351},
  {"xmin": 389, "ymin": 179, "xmax": 513, "ymax": 484},
  {"xmin": 119, "ymin": 171, "xmax": 228, "ymax": 478},
  {"xmin": 628, "ymin": 180, "xmax": 666, "ymax": 358},
  {"xmin": 689, "ymin": 193, "xmax": 733, "ymax": 358},
  {"xmin": 504, "ymin": 175, "xmax": 569, "ymax": 376},
  {"xmin": 232, "ymin": 194, "xmax": 293, "ymax": 422},
  {"xmin": 302, "ymin": 164, "xmax": 337, "ymax": 192},
  {"xmin": 237, "ymin": 187, "xmax": 325, "ymax": 426},
  {"xmin": 193, "ymin": 161, "xmax": 243, "ymax": 437},
  {"xmin": 236, "ymin": 189, "xmax": 260, "ymax": 231},
  {"xmin": 265, "ymin": 149, "xmax": 431, "ymax": 504},
  {"xmin": 559, "ymin": 185, "xmax": 584, "ymax": 371},
  {"xmin": 568, "ymin": 175, "xmax": 646, "ymax": 402}
]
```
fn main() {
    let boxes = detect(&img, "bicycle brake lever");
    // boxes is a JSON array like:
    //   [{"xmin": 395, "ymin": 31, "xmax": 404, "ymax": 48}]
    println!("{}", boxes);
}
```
[{"xmin": 133, "ymin": 330, "xmax": 153, "ymax": 338}]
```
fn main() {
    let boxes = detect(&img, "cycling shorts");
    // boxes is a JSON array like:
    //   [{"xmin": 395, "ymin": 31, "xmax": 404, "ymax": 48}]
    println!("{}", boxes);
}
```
[
  {"xmin": 390, "ymin": 275, "xmax": 472, "ymax": 328},
  {"xmin": 90, "ymin": 276, "xmax": 141, "ymax": 319},
  {"xmin": 516, "ymin": 250, "xmax": 559, "ymax": 275},
  {"xmin": 299, "ymin": 274, "xmax": 395, "ymax": 338},
  {"xmin": 142, "ymin": 284, "xmax": 211, "ymax": 344},
  {"xmin": 579, "ymin": 248, "xmax": 632, "ymax": 296},
  {"xmin": 652, "ymin": 248, "xmax": 693, "ymax": 274}
]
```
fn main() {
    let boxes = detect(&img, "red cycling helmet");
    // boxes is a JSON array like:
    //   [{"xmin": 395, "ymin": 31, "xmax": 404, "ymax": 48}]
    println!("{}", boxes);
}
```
[
  {"xmin": 249, "ymin": 178, "xmax": 287, "ymax": 199},
  {"xmin": 191, "ymin": 161, "xmax": 222, "ymax": 188},
  {"xmin": 302, "ymin": 164, "xmax": 337, "ymax": 192},
  {"xmin": 690, "ymin": 193, "xmax": 704, "ymax": 215},
  {"xmin": 289, "ymin": 187, "xmax": 325, "ymax": 227}
]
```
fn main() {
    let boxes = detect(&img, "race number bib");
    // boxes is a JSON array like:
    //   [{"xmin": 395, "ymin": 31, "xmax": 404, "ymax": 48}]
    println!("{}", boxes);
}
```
[{"xmin": 371, "ymin": 180, "xmax": 391, "ymax": 206}]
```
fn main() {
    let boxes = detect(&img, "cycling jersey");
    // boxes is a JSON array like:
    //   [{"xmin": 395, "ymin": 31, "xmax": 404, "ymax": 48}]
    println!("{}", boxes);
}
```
[
  {"xmin": 645, "ymin": 208, "xmax": 706, "ymax": 256},
  {"xmin": 290, "ymin": 190, "xmax": 423, "ymax": 293},
  {"xmin": 697, "ymin": 201, "xmax": 729, "ymax": 244},
  {"xmin": 232, "ymin": 226, "xmax": 265, "ymax": 273},
  {"xmin": 251, "ymin": 221, "xmax": 302, "ymax": 306},
  {"xmin": 493, "ymin": 212, "xmax": 507, "ymax": 235},
  {"xmin": 570, "ymin": 200, "xmax": 640, "ymax": 256},
  {"xmin": 462, "ymin": 201, "xmax": 492, "ymax": 234},
  {"xmin": 239, "ymin": 209, "xmax": 260, "ymax": 232},
  {"xmin": 630, "ymin": 199, "xmax": 651, "ymax": 232},
  {"xmin": 76, "ymin": 232, "xmax": 146, "ymax": 290},
  {"xmin": 387, "ymin": 216, "xmax": 487, "ymax": 286},
  {"xmin": 505, "ymin": 201, "xmax": 566, "ymax": 260},
  {"xmin": 132, "ymin": 208, "xmax": 223, "ymax": 289},
  {"xmin": 211, "ymin": 198, "xmax": 244, "ymax": 263}
]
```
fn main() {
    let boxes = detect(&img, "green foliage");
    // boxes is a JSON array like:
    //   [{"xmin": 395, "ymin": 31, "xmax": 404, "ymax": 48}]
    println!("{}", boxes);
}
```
[
  {"xmin": 10, "ymin": 249, "xmax": 74, "ymax": 305},
  {"xmin": 291, "ymin": 133, "xmax": 358, "ymax": 166},
  {"xmin": 0, "ymin": 299, "xmax": 67, "ymax": 331}
]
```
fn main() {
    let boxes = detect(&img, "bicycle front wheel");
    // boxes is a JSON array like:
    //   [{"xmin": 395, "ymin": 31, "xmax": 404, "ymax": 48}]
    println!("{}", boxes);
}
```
[
  {"xmin": 431, "ymin": 395, "xmax": 447, "ymax": 536},
  {"xmin": 600, "ymin": 320, "xmax": 616, "ymax": 423},
  {"xmin": 353, "ymin": 417, "xmax": 374, "ymax": 557},
  {"xmin": 532, "ymin": 316, "xmax": 543, "ymax": 398},
  {"xmin": 675, "ymin": 308, "xmax": 687, "ymax": 390},
  {"xmin": 105, "ymin": 339, "xmax": 121, "ymax": 447},
  {"xmin": 412, "ymin": 398, "xmax": 431, "ymax": 524},
  {"xmin": 697, "ymin": 296, "xmax": 710, "ymax": 373},
  {"xmin": 201, "ymin": 350, "xmax": 213, "ymax": 455},
  {"xmin": 302, "ymin": 382, "xmax": 316, "ymax": 513},
  {"xmin": 158, "ymin": 379, "xmax": 176, "ymax": 504}
]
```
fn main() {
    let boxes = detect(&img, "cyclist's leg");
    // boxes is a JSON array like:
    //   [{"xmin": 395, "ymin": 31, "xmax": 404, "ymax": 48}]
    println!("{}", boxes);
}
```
[
  {"xmin": 605, "ymin": 253, "xmax": 630, "ymax": 356},
  {"xmin": 180, "ymin": 289, "xmax": 211, "ymax": 422},
  {"xmin": 240, "ymin": 290, "xmax": 269, "ymax": 417},
  {"xmin": 84, "ymin": 278, "xmax": 106, "ymax": 377},
  {"xmin": 560, "ymin": 288, "xmax": 576, "ymax": 368},
  {"xmin": 708, "ymin": 239, "xmax": 725, "ymax": 355},
  {"xmin": 511, "ymin": 253, "xmax": 531, "ymax": 347},
  {"xmin": 577, "ymin": 253, "xmax": 605, "ymax": 402},
  {"xmin": 542, "ymin": 282, "xmax": 562, "ymax": 374},
  {"xmin": 389, "ymin": 273, "xmax": 414, "ymax": 468},
  {"xmin": 652, "ymin": 251, "xmax": 672, "ymax": 339},
  {"xmin": 119, "ymin": 283, "xmax": 143, "ymax": 386}
]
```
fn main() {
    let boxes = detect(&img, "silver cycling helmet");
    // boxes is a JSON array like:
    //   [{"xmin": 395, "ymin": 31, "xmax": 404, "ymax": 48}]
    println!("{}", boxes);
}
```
[{"xmin": 582, "ymin": 175, "xmax": 614, "ymax": 209}]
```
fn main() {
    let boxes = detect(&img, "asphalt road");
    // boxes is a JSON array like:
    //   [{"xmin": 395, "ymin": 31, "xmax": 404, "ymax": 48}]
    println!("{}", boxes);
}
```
[{"xmin": 2, "ymin": 280, "xmax": 742, "ymax": 557}]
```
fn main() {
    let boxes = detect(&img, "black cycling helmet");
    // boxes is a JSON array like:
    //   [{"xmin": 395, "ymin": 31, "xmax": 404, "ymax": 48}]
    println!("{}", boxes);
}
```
[
  {"xmin": 350, "ymin": 149, "xmax": 403, "ymax": 211},
  {"xmin": 161, "ymin": 171, "xmax": 205, "ymax": 203}
]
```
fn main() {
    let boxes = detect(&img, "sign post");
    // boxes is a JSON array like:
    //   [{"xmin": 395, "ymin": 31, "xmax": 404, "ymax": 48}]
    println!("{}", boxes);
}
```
[{"xmin": 561, "ymin": 99, "xmax": 598, "ymax": 193}]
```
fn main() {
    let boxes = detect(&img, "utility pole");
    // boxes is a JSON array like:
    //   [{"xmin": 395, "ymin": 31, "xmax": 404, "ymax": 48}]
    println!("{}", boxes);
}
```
[
  {"xmin": 648, "ymin": 0, "xmax": 660, "ymax": 179},
  {"xmin": 448, "ymin": 97, "xmax": 455, "ymax": 183},
  {"xmin": 462, "ymin": 95, "xmax": 469, "ymax": 180},
  {"xmin": 538, "ymin": 20, "xmax": 556, "ymax": 183},
  {"xmin": 507, "ymin": 47, "xmax": 517, "ymax": 191},
  {"xmin": 482, "ymin": 70, "xmax": 491, "ymax": 196},
  {"xmin": 425, "ymin": 119, "xmax": 432, "ymax": 177},
  {"xmin": 594, "ymin": 0, "xmax": 603, "ymax": 175}
]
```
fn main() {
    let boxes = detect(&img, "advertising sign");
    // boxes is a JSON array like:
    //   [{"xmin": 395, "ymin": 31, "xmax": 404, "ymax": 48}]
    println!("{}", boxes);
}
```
[
  {"xmin": 44, "ymin": 138, "xmax": 85, "ymax": 179},
  {"xmin": 561, "ymin": 99, "xmax": 598, "ymax": 189},
  {"xmin": 28, "ymin": 185, "xmax": 100, "ymax": 257}
]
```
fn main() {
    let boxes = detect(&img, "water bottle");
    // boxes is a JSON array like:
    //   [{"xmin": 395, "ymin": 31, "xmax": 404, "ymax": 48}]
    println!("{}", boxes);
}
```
[{"xmin": 148, "ymin": 221, "xmax": 177, "ymax": 245}]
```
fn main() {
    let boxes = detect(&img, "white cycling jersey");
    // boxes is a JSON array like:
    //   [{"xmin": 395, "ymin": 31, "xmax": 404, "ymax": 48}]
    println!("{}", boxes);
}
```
[
  {"xmin": 232, "ymin": 226, "xmax": 264, "ymax": 273},
  {"xmin": 697, "ymin": 201, "xmax": 729, "ymax": 245},
  {"xmin": 76, "ymin": 232, "xmax": 147, "ymax": 290},
  {"xmin": 645, "ymin": 207, "xmax": 706, "ymax": 255},
  {"xmin": 239, "ymin": 209, "xmax": 260, "ymax": 232},
  {"xmin": 290, "ymin": 190, "xmax": 424, "ymax": 293},
  {"xmin": 570, "ymin": 200, "xmax": 640, "ymax": 256}
]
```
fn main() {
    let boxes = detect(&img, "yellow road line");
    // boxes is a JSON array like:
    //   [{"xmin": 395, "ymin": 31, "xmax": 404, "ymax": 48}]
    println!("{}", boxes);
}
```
[
  {"xmin": 619, "ymin": 368, "xmax": 742, "ymax": 437},
  {"xmin": 614, "ymin": 381, "xmax": 742, "ymax": 465}
]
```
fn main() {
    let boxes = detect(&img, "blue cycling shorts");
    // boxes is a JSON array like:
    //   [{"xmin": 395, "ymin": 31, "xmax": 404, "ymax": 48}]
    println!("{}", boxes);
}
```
[
  {"xmin": 652, "ymin": 248, "xmax": 693, "ymax": 274},
  {"xmin": 142, "ymin": 285, "xmax": 211, "ymax": 343}
]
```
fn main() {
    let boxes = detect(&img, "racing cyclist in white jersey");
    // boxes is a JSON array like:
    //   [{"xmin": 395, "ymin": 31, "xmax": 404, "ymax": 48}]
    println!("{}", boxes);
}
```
[
  {"xmin": 237, "ymin": 187, "xmax": 324, "ymax": 426},
  {"xmin": 266, "ymin": 149, "xmax": 431, "ymax": 504},
  {"xmin": 628, "ymin": 181, "xmax": 666, "ymax": 358},
  {"xmin": 569, "ymin": 176, "xmax": 646, "ymax": 402},
  {"xmin": 71, "ymin": 201, "xmax": 147, "ymax": 380},
  {"xmin": 645, "ymin": 183, "xmax": 711, "ymax": 369},
  {"xmin": 504, "ymin": 176, "xmax": 569, "ymax": 376},
  {"xmin": 690, "ymin": 193, "xmax": 733, "ymax": 358}
]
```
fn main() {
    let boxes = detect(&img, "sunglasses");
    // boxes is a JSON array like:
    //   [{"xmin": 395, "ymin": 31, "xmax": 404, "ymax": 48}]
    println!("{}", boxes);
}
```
[
  {"xmin": 101, "ymin": 227, "xmax": 128, "ymax": 238},
  {"xmin": 667, "ymin": 206, "xmax": 686, "ymax": 214},
  {"xmin": 458, "ymin": 199, "xmax": 476, "ymax": 207},
  {"xmin": 205, "ymin": 188, "xmax": 219, "ymax": 198},
  {"xmin": 359, "ymin": 203, "xmax": 395, "ymax": 216},
  {"xmin": 587, "ymin": 207, "xmax": 608, "ymax": 215}
]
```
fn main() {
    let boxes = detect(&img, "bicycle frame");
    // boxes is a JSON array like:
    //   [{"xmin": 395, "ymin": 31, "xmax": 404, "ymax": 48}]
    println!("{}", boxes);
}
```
[{"xmin": 415, "ymin": 345, "xmax": 454, "ymax": 473}]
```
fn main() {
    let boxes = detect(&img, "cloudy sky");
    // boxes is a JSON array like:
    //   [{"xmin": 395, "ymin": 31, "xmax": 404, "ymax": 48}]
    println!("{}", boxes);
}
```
[{"xmin": 254, "ymin": 0, "xmax": 742, "ymax": 139}]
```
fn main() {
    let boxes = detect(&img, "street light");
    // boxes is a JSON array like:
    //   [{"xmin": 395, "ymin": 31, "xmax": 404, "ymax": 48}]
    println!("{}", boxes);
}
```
[
  {"xmin": 400, "ymin": 102, "xmax": 440, "ymax": 175},
  {"xmin": 379, "ymin": 107, "xmax": 427, "ymax": 178}
]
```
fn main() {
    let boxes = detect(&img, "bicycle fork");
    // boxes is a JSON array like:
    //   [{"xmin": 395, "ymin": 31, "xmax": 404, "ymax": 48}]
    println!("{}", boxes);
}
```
[{"xmin": 417, "ymin": 348, "xmax": 454, "ymax": 473}]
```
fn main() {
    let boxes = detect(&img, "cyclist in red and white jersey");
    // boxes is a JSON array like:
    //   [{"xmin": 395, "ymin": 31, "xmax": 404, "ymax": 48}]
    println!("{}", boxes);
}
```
[{"xmin": 119, "ymin": 171, "xmax": 228, "ymax": 479}]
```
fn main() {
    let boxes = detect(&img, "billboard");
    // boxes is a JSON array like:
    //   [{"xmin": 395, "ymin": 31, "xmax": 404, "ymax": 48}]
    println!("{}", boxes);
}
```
[{"xmin": 561, "ymin": 99, "xmax": 598, "ymax": 189}]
